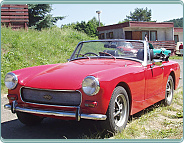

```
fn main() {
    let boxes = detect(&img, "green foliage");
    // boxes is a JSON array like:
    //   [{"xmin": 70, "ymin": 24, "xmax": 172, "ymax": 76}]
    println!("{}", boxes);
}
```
[
  {"xmin": 62, "ymin": 17, "xmax": 103, "ymax": 37},
  {"xmin": 28, "ymin": 4, "xmax": 65, "ymax": 30},
  {"xmin": 1, "ymin": 27, "xmax": 96, "ymax": 92},
  {"xmin": 125, "ymin": 7, "xmax": 152, "ymax": 22},
  {"xmin": 164, "ymin": 17, "xmax": 183, "ymax": 27},
  {"xmin": 118, "ymin": 19, "xmax": 129, "ymax": 24}
]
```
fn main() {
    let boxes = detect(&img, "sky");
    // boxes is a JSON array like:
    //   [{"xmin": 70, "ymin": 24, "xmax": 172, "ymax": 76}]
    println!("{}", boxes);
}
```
[{"xmin": 51, "ymin": 4, "xmax": 183, "ymax": 27}]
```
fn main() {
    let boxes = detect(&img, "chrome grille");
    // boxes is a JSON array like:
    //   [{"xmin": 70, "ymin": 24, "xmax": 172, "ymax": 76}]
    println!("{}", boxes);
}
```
[{"xmin": 21, "ymin": 87, "xmax": 81, "ymax": 106}]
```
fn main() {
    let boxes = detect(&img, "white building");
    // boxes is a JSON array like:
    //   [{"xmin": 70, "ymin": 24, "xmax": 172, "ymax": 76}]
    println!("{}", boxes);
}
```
[{"xmin": 97, "ymin": 21, "xmax": 183, "ymax": 55}]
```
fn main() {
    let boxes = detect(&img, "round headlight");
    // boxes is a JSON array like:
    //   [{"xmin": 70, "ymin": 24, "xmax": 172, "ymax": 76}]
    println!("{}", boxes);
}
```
[
  {"xmin": 4, "ymin": 72, "xmax": 18, "ymax": 90},
  {"xmin": 82, "ymin": 76, "xmax": 100, "ymax": 96}
]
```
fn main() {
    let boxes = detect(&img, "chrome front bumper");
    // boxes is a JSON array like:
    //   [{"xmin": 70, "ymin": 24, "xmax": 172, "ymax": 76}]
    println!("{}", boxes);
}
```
[{"xmin": 4, "ymin": 101, "xmax": 107, "ymax": 121}]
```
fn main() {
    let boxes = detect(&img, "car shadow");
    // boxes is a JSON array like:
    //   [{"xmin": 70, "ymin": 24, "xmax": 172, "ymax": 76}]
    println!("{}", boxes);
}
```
[
  {"xmin": 1, "ymin": 118, "xmax": 113, "ymax": 139},
  {"xmin": 1, "ymin": 100, "xmax": 167, "ymax": 140},
  {"xmin": 129, "ymin": 100, "xmax": 164, "ymax": 120}
]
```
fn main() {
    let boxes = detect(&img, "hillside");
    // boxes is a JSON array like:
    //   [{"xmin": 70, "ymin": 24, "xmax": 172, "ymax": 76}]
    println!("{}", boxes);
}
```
[
  {"xmin": 164, "ymin": 17, "xmax": 183, "ymax": 27},
  {"xmin": 1, "ymin": 26, "xmax": 97, "ymax": 92}
]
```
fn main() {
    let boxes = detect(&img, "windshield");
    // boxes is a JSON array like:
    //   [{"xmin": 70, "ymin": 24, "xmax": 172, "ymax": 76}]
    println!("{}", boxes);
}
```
[{"xmin": 70, "ymin": 40, "xmax": 145, "ymax": 61}]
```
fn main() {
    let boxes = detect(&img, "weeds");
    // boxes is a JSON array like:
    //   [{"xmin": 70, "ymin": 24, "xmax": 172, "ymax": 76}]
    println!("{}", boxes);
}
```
[
  {"xmin": 1, "ymin": 27, "xmax": 96, "ymax": 92},
  {"xmin": 114, "ymin": 87, "xmax": 183, "ymax": 139}
]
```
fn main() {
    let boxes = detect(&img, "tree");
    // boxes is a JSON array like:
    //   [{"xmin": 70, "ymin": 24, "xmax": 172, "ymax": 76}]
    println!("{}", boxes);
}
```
[
  {"xmin": 28, "ymin": 4, "xmax": 65, "ymax": 30},
  {"xmin": 75, "ymin": 21, "xmax": 87, "ymax": 33},
  {"xmin": 165, "ymin": 17, "xmax": 183, "ymax": 27},
  {"xmin": 62, "ymin": 17, "xmax": 103, "ymax": 37},
  {"xmin": 125, "ymin": 7, "xmax": 152, "ymax": 22},
  {"xmin": 85, "ymin": 17, "xmax": 101, "ymax": 37}
]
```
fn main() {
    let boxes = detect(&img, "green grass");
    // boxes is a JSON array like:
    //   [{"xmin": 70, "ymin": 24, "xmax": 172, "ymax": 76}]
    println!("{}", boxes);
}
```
[
  {"xmin": 113, "ymin": 87, "xmax": 183, "ymax": 139},
  {"xmin": 169, "ymin": 55, "xmax": 183, "ymax": 60},
  {"xmin": 1, "ymin": 26, "xmax": 97, "ymax": 92}
]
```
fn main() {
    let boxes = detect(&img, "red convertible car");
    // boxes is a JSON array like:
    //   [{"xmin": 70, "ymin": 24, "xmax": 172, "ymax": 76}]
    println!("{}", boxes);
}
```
[{"xmin": 4, "ymin": 40, "xmax": 180, "ymax": 132}]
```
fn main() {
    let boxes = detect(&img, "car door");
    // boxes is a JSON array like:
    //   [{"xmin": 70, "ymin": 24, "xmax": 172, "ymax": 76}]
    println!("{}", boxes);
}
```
[{"xmin": 145, "ymin": 61, "xmax": 164, "ymax": 99}]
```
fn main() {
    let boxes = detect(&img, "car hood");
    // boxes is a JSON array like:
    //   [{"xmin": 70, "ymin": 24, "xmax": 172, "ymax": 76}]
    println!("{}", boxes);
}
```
[{"xmin": 15, "ymin": 59, "xmax": 137, "ymax": 90}]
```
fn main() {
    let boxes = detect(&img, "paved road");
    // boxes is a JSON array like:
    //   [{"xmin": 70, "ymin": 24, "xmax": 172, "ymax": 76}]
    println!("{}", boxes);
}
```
[{"xmin": 1, "ymin": 59, "xmax": 183, "ymax": 139}]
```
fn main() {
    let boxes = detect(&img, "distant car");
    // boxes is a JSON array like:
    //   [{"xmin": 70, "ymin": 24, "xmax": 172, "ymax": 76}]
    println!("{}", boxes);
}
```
[
  {"xmin": 4, "ymin": 39, "xmax": 180, "ymax": 132},
  {"xmin": 116, "ymin": 42, "xmax": 137, "ymax": 55},
  {"xmin": 176, "ymin": 42, "xmax": 183, "ymax": 56},
  {"xmin": 179, "ymin": 43, "xmax": 183, "ymax": 56}
]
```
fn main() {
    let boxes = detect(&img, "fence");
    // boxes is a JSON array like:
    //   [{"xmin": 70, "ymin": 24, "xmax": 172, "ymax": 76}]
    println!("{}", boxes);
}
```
[{"xmin": 1, "ymin": 4, "xmax": 29, "ymax": 29}]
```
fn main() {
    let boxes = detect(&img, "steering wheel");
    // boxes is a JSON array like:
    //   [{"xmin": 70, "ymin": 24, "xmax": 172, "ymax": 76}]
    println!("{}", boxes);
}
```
[{"xmin": 84, "ymin": 52, "xmax": 98, "ymax": 56}]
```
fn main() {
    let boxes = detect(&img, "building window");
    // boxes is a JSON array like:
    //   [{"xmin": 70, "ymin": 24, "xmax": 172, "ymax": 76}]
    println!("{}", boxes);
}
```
[
  {"xmin": 174, "ymin": 35, "xmax": 179, "ymax": 43},
  {"xmin": 142, "ymin": 31, "xmax": 149, "ymax": 41},
  {"xmin": 109, "ymin": 32, "xmax": 113, "ymax": 39},
  {"xmin": 150, "ymin": 31, "xmax": 157, "ymax": 41},
  {"xmin": 106, "ymin": 33, "xmax": 110, "ymax": 39},
  {"xmin": 100, "ymin": 33, "xmax": 104, "ymax": 39},
  {"xmin": 125, "ymin": 31, "xmax": 132, "ymax": 40}
]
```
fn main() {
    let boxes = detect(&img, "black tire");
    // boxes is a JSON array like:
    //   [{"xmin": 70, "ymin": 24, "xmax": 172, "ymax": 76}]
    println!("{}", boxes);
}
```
[
  {"xmin": 102, "ymin": 86, "xmax": 129, "ymax": 132},
  {"xmin": 16, "ymin": 112, "xmax": 44, "ymax": 126},
  {"xmin": 164, "ymin": 75, "xmax": 174, "ymax": 106}
]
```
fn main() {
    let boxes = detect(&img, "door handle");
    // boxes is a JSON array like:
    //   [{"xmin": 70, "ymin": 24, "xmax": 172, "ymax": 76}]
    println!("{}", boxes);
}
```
[
  {"xmin": 150, "ymin": 64, "xmax": 164, "ymax": 69},
  {"xmin": 160, "ymin": 65, "xmax": 164, "ymax": 69}
]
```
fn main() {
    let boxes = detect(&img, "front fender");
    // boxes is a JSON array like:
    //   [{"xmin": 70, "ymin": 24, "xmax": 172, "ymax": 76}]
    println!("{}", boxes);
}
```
[{"xmin": 87, "ymin": 64, "xmax": 145, "ymax": 115}]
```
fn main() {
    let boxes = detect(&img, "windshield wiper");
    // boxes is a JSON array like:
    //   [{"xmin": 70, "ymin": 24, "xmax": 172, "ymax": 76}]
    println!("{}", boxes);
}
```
[
  {"xmin": 99, "ymin": 52, "xmax": 116, "ymax": 60},
  {"xmin": 75, "ymin": 54, "xmax": 90, "ymax": 60}
]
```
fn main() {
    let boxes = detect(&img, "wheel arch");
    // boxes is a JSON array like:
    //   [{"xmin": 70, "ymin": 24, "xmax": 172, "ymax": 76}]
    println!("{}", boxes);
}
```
[
  {"xmin": 170, "ymin": 71, "xmax": 176, "ymax": 90},
  {"xmin": 116, "ymin": 82, "xmax": 132, "ymax": 114}
]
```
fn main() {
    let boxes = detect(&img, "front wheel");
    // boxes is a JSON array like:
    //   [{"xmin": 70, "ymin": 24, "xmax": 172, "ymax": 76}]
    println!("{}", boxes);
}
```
[
  {"xmin": 164, "ymin": 75, "xmax": 174, "ymax": 106},
  {"xmin": 16, "ymin": 112, "xmax": 44, "ymax": 126},
  {"xmin": 102, "ymin": 86, "xmax": 129, "ymax": 132}
]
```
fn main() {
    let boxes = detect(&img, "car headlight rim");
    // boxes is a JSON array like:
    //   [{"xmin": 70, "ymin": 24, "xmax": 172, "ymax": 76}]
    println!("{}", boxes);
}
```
[
  {"xmin": 82, "ymin": 76, "xmax": 100, "ymax": 96},
  {"xmin": 4, "ymin": 72, "xmax": 18, "ymax": 90}
]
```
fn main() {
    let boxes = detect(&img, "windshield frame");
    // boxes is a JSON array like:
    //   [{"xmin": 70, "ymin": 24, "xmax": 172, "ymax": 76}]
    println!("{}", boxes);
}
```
[{"xmin": 69, "ymin": 39, "xmax": 149, "ymax": 66}]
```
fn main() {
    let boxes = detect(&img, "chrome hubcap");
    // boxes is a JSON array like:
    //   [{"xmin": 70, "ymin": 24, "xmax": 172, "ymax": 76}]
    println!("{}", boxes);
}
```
[{"xmin": 113, "ymin": 94, "xmax": 127, "ymax": 127}]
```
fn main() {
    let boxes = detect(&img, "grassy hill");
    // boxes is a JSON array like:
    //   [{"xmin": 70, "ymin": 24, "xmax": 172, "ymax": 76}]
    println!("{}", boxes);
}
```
[
  {"xmin": 164, "ymin": 17, "xmax": 183, "ymax": 27},
  {"xmin": 1, "ymin": 26, "xmax": 97, "ymax": 92}
]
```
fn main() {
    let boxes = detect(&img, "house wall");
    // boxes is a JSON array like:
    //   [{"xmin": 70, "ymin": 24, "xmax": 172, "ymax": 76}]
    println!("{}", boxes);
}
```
[
  {"xmin": 157, "ymin": 28, "xmax": 173, "ymax": 41},
  {"xmin": 99, "ymin": 28, "xmax": 124, "ymax": 39},
  {"xmin": 125, "ymin": 27, "xmax": 174, "ymax": 41},
  {"xmin": 157, "ymin": 29, "xmax": 165, "ymax": 41},
  {"xmin": 165, "ymin": 28, "xmax": 173, "ymax": 41},
  {"xmin": 174, "ymin": 32, "xmax": 183, "ymax": 42},
  {"xmin": 99, "ymin": 27, "xmax": 174, "ymax": 41}
]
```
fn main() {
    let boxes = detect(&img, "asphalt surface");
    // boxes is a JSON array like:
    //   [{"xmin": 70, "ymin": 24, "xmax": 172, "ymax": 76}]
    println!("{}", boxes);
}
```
[{"xmin": 1, "ymin": 59, "xmax": 183, "ymax": 139}]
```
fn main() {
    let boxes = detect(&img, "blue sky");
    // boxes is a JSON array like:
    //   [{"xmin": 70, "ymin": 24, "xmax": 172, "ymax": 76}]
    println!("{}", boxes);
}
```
[{"xmin": 51, "ymin": 4, "xmax": 183, "ymax": 27}]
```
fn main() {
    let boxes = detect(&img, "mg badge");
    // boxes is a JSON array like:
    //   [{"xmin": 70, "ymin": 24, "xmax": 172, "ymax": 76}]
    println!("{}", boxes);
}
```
[{"xmin": 43, "ymin": 95, "xmax": 53, "ymax": 100}]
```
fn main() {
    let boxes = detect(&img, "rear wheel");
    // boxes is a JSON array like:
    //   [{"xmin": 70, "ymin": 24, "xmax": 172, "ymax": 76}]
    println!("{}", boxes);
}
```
[
  {"xmin": 16, "ymin": 112, "xmax": 44, "ymax": 126},
  {"xmin": 164, "ymin": 75, "xmax": 174, "ymax": 106},
  {"xmin": 102, "ymin": 86, "xmax": 129, "ymax": 132}
]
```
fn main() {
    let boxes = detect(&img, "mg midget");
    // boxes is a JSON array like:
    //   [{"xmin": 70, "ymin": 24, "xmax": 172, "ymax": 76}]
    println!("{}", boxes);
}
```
[{"xmin": 4, "ymin": 39, "xmax": 180, "ymax": 132}]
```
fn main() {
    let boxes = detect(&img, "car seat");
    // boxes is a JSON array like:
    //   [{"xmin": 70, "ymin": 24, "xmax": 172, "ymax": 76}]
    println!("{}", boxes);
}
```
[
  {"xmin": 103, "ymin": 50, "xmax": 119, "ymax": 56},
  {"xmin": 136, "ymin": 49, "xmax": 154, "ymax": 61},
  {"xmin": 137, "ymin": 49, "xmax": 144, "ymax": 60}
]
